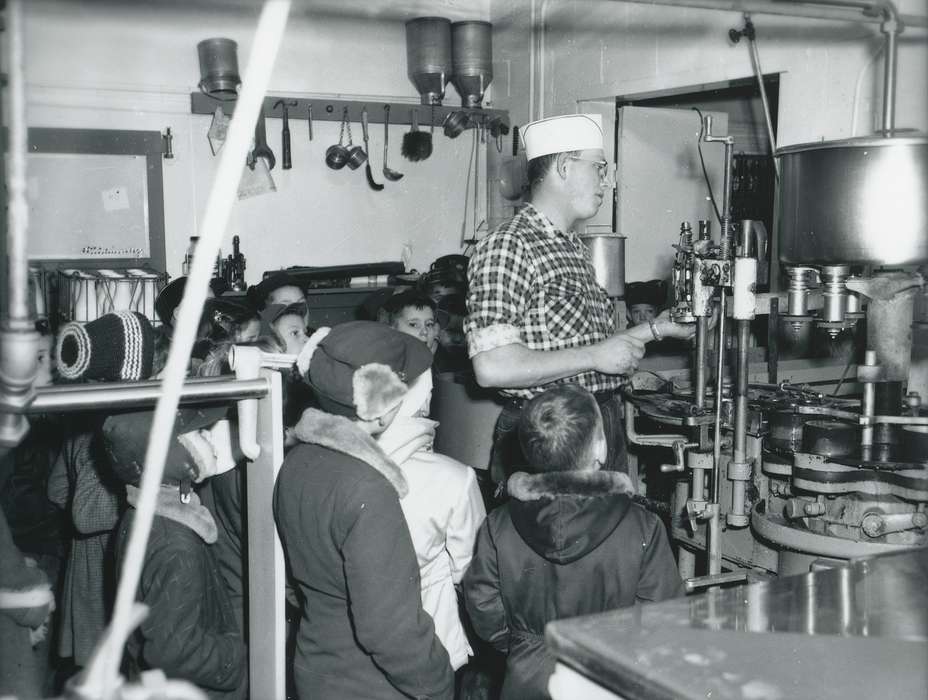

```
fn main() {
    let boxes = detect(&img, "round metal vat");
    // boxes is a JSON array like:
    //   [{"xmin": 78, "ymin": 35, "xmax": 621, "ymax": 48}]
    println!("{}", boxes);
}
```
[
  {"xmin": 579, "ymin": 233, "xmax": 626, "ymax": 298},
  {"xmin": 777, "ymin": 135, "xmax": 927, "ymax": 265}
]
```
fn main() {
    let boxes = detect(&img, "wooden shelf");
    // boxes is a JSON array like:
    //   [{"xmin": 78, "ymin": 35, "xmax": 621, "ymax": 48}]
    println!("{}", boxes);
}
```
[{"xmin": 190, "ymin": 92, "xmax": 509, "ymax": 134}]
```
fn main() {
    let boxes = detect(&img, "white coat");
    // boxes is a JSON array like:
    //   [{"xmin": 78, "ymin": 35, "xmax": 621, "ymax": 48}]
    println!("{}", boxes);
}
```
[{"xmin": 377, "ymin": 374, "xmax": 487, "ymax": 671}]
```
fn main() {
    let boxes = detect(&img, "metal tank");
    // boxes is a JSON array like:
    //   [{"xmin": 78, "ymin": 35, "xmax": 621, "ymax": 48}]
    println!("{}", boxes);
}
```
[
  {"xmin": 777, "ymin": 135, "xmax": 928, "ymax": 265},
  {"xmin": 450, "ymin": 21, "xmax": 493, "ymax": 108},
  {"xmin": 405, "ymin": 17, "xmax": 452, "ymax": 106}
]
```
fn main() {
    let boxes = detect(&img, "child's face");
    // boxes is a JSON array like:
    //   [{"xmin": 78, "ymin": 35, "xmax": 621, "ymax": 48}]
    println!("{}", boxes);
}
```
[
  {"xmin": 35, "ymin": 335, "xmax": 55, "ymax": 387},
  {"xmin": 268, "ymin": 285, "xmax": 306, "ymax": 307},
  {"xmin": 628, "ymin": 303, "xmax": 658, "ymax": 327},
  {"xmin": 273, "ymin": 314, "xmax": 309, "ymax": 355},
  {"xmin": 393, "ymin": 306, "xmax": 438, "ymax": 353}
]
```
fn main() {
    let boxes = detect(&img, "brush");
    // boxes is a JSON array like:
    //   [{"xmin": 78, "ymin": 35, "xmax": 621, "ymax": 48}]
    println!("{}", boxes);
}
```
[{"xmin": 401, "ymin": 109, "xmax": 432, "ymax": 162}]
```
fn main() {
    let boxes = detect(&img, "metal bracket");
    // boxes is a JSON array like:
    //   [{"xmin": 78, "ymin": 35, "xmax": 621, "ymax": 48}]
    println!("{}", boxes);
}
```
[{"xmin": 190, "ymin": 92, "xmax": 510, "ymax": 133}]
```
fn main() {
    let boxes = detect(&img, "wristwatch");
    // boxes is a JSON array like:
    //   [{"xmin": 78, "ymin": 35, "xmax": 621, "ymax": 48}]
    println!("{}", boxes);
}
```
[{"xmin": 648, "ymin": 319, "xmax": 663, "ymax": 342}]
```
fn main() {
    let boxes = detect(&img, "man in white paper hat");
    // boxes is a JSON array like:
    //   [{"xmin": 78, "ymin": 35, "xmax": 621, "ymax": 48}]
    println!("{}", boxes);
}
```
[{"xmin": 464, "ymin": 113, "xmax": 695, "ymax": 489}]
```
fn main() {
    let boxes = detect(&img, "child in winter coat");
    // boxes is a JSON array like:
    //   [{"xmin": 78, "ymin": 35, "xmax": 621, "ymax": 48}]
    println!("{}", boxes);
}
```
[
  {"xmin": 463, "ymin": 384, "xmax": 684, "ymax": 700},
  {"xmin": 276, "ymin": 321, "xmax": 454, "ymax": 700},
  {"xmin": 376, "ymin": 370, "xmax": 486, "ymax": 671},
  {"xmin": 104, "ymin": 406, "xmax": 246, "ymax": 700}
]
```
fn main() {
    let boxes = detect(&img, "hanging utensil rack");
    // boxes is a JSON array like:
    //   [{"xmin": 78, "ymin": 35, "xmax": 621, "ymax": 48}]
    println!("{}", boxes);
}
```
[{"xmin": 190, "ymin": 92, "xmax": 510, "ymax": 134}]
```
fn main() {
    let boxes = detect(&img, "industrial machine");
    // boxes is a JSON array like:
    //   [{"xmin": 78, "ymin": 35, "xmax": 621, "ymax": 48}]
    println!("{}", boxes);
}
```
[{"xmin": 625, "ymin": 116, "xmax": 928, "ymax": 582}]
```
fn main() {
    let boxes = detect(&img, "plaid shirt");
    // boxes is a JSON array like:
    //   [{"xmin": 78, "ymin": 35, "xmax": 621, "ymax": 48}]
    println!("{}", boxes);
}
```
[{"xmin": 464, "ymin": 203, "xmax": 623, "ymax": 399}]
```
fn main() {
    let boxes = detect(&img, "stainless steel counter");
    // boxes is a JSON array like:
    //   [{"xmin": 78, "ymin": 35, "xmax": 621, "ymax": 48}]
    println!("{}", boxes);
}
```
[{"xmin": 547, "ymin": 547, "xmax": 928, "ymax": 699}]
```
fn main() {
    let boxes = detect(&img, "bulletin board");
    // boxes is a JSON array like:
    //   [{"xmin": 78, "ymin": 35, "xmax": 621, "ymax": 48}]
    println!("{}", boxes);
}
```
[{"xmin": 24, "ymin": 128, "xmax": 166, "ymax": 271}]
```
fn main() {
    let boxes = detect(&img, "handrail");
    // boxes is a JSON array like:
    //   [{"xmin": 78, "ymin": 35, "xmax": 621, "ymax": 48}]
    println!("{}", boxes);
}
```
[{"xmin": 25, "ymin": 377, "xmax": 269, "ymax": 414}]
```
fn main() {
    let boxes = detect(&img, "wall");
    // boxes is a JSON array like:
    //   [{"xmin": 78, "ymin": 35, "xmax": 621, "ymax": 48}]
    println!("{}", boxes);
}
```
[
  {"xmin": 489, "ymin": 0, "xmax": 927, "ymax": 280},
  {"xmin": 23, "ymin": 0, "xmax": 493, "ymax": 284}
]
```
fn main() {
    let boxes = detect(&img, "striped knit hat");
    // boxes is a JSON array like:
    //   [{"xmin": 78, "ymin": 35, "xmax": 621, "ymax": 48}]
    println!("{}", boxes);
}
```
[{"xmin": 57, "ymin": 311, "xmax": 155, "ymax": 382}]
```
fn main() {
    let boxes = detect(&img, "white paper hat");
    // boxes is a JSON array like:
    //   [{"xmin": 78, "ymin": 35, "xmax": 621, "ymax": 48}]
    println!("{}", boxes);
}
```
[{"xmin": 521, "ymin": 114, "xmax": 604, "ymax": 161}]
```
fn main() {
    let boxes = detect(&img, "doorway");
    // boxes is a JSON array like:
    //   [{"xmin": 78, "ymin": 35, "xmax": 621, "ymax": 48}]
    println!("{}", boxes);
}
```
[{"xmin": 615, "ymin": 74, "xmax": 780, "ymax": 268}]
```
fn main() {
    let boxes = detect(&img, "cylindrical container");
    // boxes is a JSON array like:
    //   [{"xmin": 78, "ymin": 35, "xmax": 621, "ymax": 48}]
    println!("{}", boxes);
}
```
[
  {"xmin": 901, "ymin": 425, "xmax": 928, "ymax": 463},
  {"xmin": 820, "ymin": 265, "xmax": 850, "ymax": 324},
  {"xmin": 579, "ymin": 233, "xmax": 626, "ymax": 298},
  {"xmin": 778, "ymin": 135, "xmax": 928, "ymax": 265},
  {"xmin": 801, "ymin": 419, "xmax": 857, "ymax": 458},
  {"xmin": 874, "ymin": 380, "xmax": 903, "ymax": 446},
  {"xmin": 768, "ymin": 410, "xmax": 813, "ymax": 453},
  {"xmin": 197, "ymin": 38, "xmax": 240, "ymax": 98},
  {"xmin": 406, "ymin": 17, "xmax": 452, "ymax": 106},
  {"xmin": 450, "ymin": 21, "xmax": 493, "ymax": 108}
]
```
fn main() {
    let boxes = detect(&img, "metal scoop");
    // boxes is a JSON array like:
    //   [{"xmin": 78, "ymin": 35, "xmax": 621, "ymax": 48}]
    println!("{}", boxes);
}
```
[{"xmin": 382, "ymin": 105, "xmax": 404, "ymax": 181}]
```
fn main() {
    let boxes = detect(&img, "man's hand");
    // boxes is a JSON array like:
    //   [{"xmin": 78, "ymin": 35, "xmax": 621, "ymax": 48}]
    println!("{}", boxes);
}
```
[
  {"xmin": 590, "ymin": 334, "xmax": 646, "ymax": 375},
  {"xmin": 654, "ymin": 310, "xmax": 697, "ymax": 340}
]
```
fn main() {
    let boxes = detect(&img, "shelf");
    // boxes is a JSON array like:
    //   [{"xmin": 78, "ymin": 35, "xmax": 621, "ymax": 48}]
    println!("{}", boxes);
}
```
[{"xmin": 189, "ymin": 92, "xmax": 510, "ymax": 134}]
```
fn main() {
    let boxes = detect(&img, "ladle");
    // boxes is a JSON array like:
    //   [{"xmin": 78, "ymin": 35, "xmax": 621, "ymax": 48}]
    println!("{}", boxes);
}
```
[{"xmin": 382, "ymin": 105, "xmax": 404, "ymax": 181}]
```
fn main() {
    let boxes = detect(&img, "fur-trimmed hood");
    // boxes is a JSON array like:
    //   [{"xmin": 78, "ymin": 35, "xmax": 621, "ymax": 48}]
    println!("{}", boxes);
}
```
[
  {"xmin": 507, "ymin": 470, "xmax": 634, "ymax": 565},
  {"xmin": 293, "ymin": 408, "xmax": 408, "ymax": 497},
  {"xmin": 126, "ymin": 484, "xmax": 218, "ymax": 544}
]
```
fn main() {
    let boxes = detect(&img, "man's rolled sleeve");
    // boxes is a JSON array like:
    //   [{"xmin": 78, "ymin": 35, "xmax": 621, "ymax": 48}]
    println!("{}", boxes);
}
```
[{"xmin": 465, "ymin": 232, "xmax": 533, "ymax": 358}]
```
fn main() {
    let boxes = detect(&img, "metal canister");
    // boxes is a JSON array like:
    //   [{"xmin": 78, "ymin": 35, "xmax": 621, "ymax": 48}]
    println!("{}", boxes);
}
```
[
  {"xmin": 450, "ymin": 21, "xmax": 493, "ymax": 108},
  {"xmin": 405, "ymin": 17, "xmax": 452, "ymax": 106},
  {"xmin": 579, "ymin": 233, "xmax": 626, "ymax": 298},
  {"xmin": 197, "ymin": 38, "xmax": 240, "ymax": 98}
]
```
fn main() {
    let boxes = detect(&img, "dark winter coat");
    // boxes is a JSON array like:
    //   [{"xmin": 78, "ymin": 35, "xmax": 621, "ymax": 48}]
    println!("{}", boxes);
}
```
[
  {"xmin": 115, "ymin": 485, "xmax": 246, "ymax": 700},
  {"xmin": 274, "ymin": 408, "xmax": 454, "ymax": 700},
  {"xmin": 463, "ymin": 470, "xmax": 684, "ymax": 700}
]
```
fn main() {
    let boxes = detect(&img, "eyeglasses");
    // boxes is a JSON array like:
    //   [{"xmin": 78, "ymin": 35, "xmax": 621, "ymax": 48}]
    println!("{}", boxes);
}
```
[{"xmin": 566, "ymin": 156, "xmax": 616, "ymax": 186}]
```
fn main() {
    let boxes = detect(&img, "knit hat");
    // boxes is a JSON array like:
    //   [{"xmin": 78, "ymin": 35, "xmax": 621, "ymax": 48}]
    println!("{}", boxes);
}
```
[
  {"xmin": 296, "ymin": 320, "xmax": 433, "ymax": 421},
  {"xmin": 102, "ymin": 406, "xmax": 230, "ymax": 486},
  {"xmin": 57, "ymin": 311, "xmax": 155, "ymax": 382},
  {"xmin": 521, "ymin": 114, "xmax": 603, "ymax": 161}
]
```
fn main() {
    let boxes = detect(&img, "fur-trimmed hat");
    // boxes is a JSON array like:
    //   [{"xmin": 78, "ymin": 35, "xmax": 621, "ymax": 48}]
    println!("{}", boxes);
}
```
[
  {"xmin": 102, "ymin": 406, "xmax": 229, "ymax": 486},
  {"xmin": 56, "ymin": 311, "xmax": 155, "ymax": 382},
  {"xmin": 297, "ymin": 321, "xmax": 432, "ymax": 421}
]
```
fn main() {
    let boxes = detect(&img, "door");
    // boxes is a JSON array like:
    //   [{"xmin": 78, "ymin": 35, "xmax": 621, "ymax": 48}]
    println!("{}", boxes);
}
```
[{"xmin": 615, "ymin": 106, "xmax": 728, "ymax": 283}]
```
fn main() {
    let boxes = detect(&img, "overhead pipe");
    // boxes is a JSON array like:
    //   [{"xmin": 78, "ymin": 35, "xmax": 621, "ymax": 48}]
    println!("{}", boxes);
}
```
[{"xmin": 609, "ymin": 0, "xmax": 922, "ymax": 28}]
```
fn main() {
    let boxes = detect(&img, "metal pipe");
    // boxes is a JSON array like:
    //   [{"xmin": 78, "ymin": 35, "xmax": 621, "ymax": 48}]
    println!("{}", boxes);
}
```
[
  {"xmin": 881, "ymin": 12, "xmax": 899, "ymax": 133},
  {"xmin": 707, "ymin": 503, "xmax": 722, "ymax": 575},
  {"xmin": 720, "ymin": 141, "xmax": 734, "ymax": 258},
  {"xmin": 608, "ymin": 0, "xmax": 926, "ymax": 27},
  {"xmin": 733, "ymin": 322, "xmax": 749, "ymax": 462},
  {"xmin": 712, "ymin": 293, "xmax": 727, "ymax": 506},
  {"xmin": 26, "ymin": 378, "xmax": 269, "ymax": 414},
  {"xmin": 695, "ymin": 316, "xmax": 709, "ymax": 410},
  {"xmin": 5, "ymin": 0, "xmax": 29, "ymax": 328},
  {"xmin": 861, "ymin": 349, "xmax": 878, "ymax": 450},
  {"xmin": 729, "ymin": 320, "xmax": 751, "ymax": 526},
  {"xmin": 746, "ymin": 27, "xmax": 780, "ymax": 179}
]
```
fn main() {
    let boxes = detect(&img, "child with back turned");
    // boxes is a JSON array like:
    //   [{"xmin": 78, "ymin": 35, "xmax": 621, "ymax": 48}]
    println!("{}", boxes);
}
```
[{"xmin": 463, "ymin": 383, "xmax": 683, "ymax": 700}]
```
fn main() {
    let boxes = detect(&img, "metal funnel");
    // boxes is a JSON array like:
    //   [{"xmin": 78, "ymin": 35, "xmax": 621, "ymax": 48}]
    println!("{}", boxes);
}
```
[
  {"xmin": 451, "ymin": 21, "xmax": 493, "ymax": 108},
  {"xmin": 406, "ymin": 17, "xmax": 451, "ymax": 106}
]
